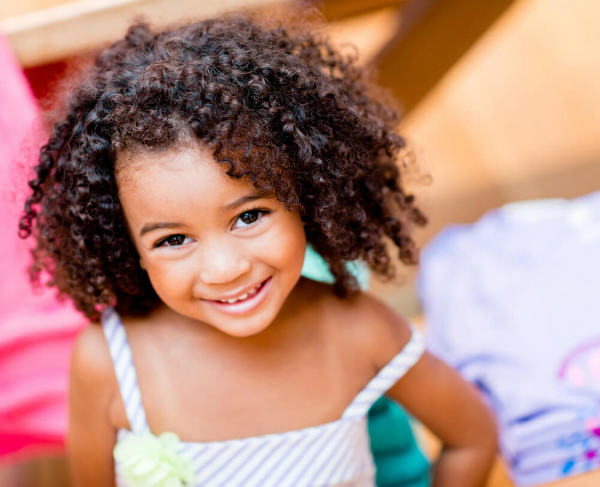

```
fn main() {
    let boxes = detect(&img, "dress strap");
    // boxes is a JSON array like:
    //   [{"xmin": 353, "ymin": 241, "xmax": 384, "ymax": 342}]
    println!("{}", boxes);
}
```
[
  {"xmin": 101, "ymin": 309, "xmax": 150, "ymax": 433},
  {"xmin": 342, "ymin": 323, "xmax": 426, "ymax": 420}
]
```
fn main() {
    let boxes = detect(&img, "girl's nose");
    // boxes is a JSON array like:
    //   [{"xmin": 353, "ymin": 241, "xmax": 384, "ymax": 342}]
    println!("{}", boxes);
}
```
[{"xmin": 198, "ymin": 240, "xmax": 252, "ymax": 285}]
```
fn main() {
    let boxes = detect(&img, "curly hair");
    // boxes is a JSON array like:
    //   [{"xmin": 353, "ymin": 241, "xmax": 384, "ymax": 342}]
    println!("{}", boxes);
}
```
[{"xmin": 19, "ymin": 14, "xmax": 426, "ymax": 320}]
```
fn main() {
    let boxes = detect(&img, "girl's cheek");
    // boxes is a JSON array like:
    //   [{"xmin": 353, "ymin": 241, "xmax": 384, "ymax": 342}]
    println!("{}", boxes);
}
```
[
  {"xmin": 262, "ymin": 218, "xmax": 306, "ymax": 272},
  {"xmin": 147, "ymin": 259, "xmax": 195, "ymax": 296}
]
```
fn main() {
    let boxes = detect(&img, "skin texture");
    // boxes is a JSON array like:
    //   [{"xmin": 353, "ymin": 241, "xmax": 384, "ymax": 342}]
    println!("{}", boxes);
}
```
[{"xmin": 68, "ymin": 146, "xmax": 497, "ymax": 487}]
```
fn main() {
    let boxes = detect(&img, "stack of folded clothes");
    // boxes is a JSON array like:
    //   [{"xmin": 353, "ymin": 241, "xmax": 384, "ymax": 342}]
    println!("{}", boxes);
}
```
[{"xmin": 419, "ymin": 192, "xmax": 600, "ymax": 486}]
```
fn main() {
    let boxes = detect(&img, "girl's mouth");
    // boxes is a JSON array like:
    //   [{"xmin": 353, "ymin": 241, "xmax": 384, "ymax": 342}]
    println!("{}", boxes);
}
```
[{"xmin": 205, "ymin": 277, "xmax": 272, "ymax": 315}]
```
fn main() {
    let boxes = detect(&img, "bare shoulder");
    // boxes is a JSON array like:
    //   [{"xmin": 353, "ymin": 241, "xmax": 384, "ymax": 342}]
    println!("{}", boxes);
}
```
[
  {"xmin": 332, "ymin": 291, "xmax": 413, "ymax": 370},
  {"xmin": 69, "ymin": 324, "xmax": 120, "ymax": 487},
  {"xmin": 70, "ymin": 324, "xmax": 116, "ymax": 403}
]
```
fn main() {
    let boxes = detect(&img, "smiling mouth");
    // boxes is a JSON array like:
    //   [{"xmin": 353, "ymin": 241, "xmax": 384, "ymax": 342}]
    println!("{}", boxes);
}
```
[
  {"xmin": 205, "ymin": 277, "xmax": 272, "ymax": 316},
  {"xmin": 209, "ymin": 278, "xmax": 269, "ymax": 305},
  {"xmin": 215, "ymin": 281, "xmax": 264, "ymax": 304}
]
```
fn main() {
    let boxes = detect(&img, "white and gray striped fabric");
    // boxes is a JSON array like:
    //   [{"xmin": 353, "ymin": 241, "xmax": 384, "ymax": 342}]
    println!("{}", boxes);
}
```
[{"xmin": 102, "ymin": 309, "xmax": 425, "ymax": 487}]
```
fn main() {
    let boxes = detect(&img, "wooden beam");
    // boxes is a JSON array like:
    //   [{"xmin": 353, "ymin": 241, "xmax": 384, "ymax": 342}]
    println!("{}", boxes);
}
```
[
  {"xmin": 377, "ymin": 0, "xmax": 514, "ymax": 112},
  {"xmin": 0, "ymin": 0, "xmax": 72, "ymax": 21},
  {"xmin": 403, "ymin": 0, "xmax": 600, "ymax": 206},
  {"xmin": 322, "ymin": 0, "xmax": 407, "ymax": 21},
  {"xmin": 327, "ymin": 7, "xmax": 403, "ymax": 67},
  {"xmin": 2, "ymin": 0, "xmax": 287, "ymax": 68}
]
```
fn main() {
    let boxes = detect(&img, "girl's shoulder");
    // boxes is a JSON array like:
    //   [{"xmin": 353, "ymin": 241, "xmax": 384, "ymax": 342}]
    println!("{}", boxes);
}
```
[
  {"xmin": 71, "ymin": 313, "xmax": 148, "ymax": 381},
  {"xmin": 71, "ymin": 315, "xmax": 150, "ymax": 430},
  {"xmin": 309, "ymin": 284, "xmax": 415, "ymax": 373},
  {"xmin": 71, "ymin": 322, "xmax": 115, "ymax": 390},
  {"xmin": 70, "ymin": 322, "xmax": 122, "ymax": 425}
]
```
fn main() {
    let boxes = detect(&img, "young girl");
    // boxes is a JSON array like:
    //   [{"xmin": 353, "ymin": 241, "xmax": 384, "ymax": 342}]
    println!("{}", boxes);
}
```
[{"xmin": 20, "ymin": 15, "xmax": 497, "ymax": 487}]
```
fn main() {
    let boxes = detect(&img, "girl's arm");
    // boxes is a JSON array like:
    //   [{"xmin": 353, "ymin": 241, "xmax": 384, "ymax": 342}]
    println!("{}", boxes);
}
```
[
  {"xmin": 386, "ymin": 350, "xmax": 498, "ymax": 487},
  {"xmin": 68, "ymin": 325, "xmax": 118, "ymax": 487},
  {"xmin": 358, "ymin": 295, "xmax": 497, "ymax": 487}
]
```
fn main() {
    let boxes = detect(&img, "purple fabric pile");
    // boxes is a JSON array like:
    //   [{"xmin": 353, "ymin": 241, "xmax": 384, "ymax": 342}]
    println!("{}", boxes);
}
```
[{"xmin": 419, "ymin": 192, "xmax": 600, "ymax": 486}]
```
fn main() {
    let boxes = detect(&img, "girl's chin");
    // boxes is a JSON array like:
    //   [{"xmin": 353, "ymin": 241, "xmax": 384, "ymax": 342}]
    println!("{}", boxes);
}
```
[{"xmin": 216, "ymin": 318, "xmax": 273, "ymax": 338}]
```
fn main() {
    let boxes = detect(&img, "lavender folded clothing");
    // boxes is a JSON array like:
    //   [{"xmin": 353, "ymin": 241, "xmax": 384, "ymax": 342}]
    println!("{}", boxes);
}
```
[{"xmin": 419, "ymin": 193, "xmax": 600, "ymax": 486}]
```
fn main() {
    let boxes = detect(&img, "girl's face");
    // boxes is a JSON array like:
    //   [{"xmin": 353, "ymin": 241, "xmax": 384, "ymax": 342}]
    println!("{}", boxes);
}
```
[{"xmin": 116, "ymin": 145, "xmax": 306, "ymax": 337}]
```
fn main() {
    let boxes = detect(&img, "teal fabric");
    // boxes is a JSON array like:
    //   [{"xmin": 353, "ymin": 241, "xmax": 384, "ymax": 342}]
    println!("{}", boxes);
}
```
[
  {"xmin": 301, "ymin": 245, "xmax": 431, "ymax": 486},
  {"xmin": 368, "ymin": 397, "xmax": 430, "ymax": 487},
  {"xmin": 301, "ymin": 244, "xmax": 371, "ymax": 290}
]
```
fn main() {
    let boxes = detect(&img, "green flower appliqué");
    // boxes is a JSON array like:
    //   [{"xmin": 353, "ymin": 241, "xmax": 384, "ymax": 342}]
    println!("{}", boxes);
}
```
[{"xmin": 114, "ymin": 432, "xmax": 195, "ymax": 487}]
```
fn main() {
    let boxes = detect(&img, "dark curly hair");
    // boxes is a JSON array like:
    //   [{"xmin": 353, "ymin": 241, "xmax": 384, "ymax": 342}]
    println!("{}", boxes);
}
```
[{"xmin": 19, "ymin": 14, "xmax": 426, "ymax": 321}]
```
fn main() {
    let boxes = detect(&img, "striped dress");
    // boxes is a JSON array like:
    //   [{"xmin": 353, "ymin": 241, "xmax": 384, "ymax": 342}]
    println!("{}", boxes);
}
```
[{"xmin": 102, "ymin": 309, "xmax": 425, "ymax": 487}]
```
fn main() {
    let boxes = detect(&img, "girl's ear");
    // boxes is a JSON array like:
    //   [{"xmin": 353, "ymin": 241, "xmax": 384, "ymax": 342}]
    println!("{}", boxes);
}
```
[{"xmin": 139, "ymin": 258, "xmax": 146, "ymax": 271}]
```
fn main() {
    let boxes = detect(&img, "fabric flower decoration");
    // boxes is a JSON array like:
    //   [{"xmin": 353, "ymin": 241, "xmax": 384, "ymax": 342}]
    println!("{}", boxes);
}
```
[{"xmin": 114, "ymin": 432, "xmax": 195, "ymax": 487}]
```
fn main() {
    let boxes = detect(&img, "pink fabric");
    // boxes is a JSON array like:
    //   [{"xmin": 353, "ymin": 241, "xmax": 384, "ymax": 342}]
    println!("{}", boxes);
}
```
[{"xmin": 0, "ymin": 35, "xmax": 86, "ymax": 462}]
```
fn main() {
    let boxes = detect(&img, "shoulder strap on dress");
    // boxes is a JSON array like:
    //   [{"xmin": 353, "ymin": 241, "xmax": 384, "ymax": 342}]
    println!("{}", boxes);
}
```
[
  {"xmin": 101, "ymin": 309, "xmax": 150, "ymax": 433},
  {"xmin": 342, "ymin": 323, "xmax": 426, "ymax": 419}
]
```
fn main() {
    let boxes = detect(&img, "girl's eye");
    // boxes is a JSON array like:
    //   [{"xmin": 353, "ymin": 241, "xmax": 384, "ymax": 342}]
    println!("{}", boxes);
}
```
[
  {"xmin": 233, "ymin": 209, "xmax": 268, "ymax": 229},
  {"xmin": 240, "ymin": 211, "xmax": 259, "ymax": 225},
  {"xmin": 156, "ymin": 234, "xmax": 188, "ymax": 247}
]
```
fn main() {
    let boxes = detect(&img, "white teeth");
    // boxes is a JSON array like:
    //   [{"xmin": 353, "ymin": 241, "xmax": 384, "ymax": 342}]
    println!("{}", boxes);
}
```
[{"xmin": 217, "ymin": 281, "xmax": 263, "ymax": 304}]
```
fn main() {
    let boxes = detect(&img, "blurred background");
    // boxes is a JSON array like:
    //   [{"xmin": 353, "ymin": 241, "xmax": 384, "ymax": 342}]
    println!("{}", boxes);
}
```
[{"xmin": 1, "ymin": 0, "xmax": 600, "ymax": 486}]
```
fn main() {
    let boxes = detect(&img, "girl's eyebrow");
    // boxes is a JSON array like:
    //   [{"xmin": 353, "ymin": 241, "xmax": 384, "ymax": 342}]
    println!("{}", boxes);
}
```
[
  {"xmin": 139, "ymin": 222, "xmax": 183, "ymax": 237},
  {"xmin": 223, "ymin": 192, "xmax": 269, "ymax": 211}
]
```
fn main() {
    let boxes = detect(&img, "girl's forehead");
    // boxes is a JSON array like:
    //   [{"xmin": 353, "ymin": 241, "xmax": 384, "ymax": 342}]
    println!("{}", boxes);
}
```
[
  {"xmin": 117, "ymin": 144, "xmax": 215, "ymax": 178},
  {"xmin": 116, "ymin": 145, "xmax": 255, "ymax": 210}
]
